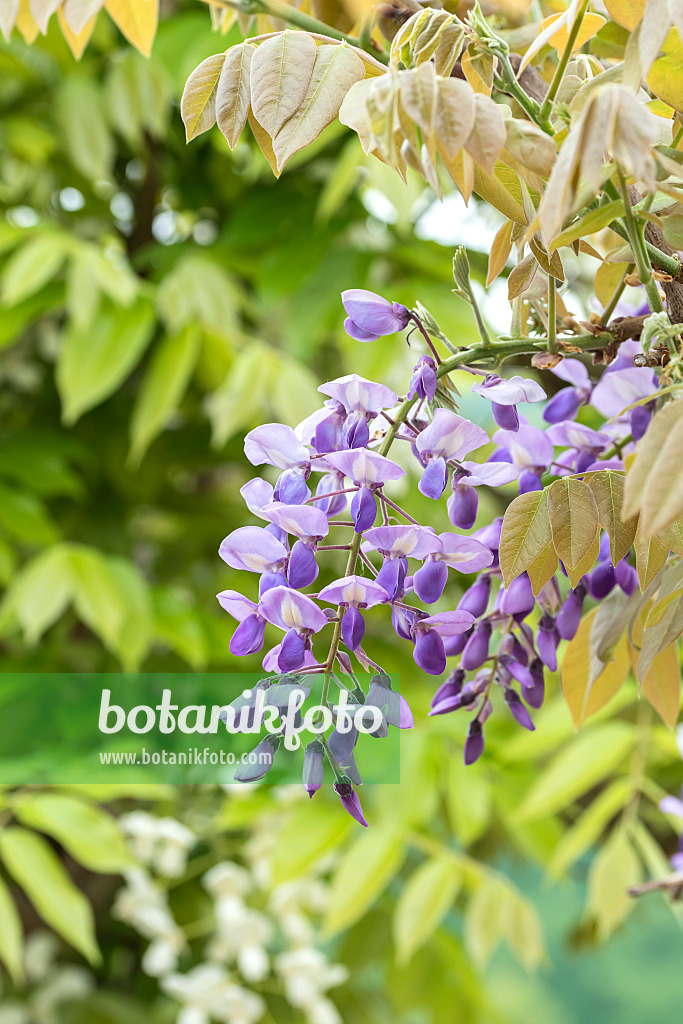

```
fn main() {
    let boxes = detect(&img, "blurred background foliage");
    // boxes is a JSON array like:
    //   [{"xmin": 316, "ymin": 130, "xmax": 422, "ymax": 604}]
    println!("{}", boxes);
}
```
[{"xmin": 1, "ymin": 3, "xmax": 683, "ymax": 1023}]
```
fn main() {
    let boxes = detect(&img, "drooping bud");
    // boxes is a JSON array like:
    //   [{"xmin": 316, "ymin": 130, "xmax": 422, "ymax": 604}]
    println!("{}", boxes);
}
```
[
  {"xmin": 589, "ymin": 561, "xmax": 616, "ymax": 600},
  {"xmin": 287, "ymin": 540, "xmax": 318, "ymax": 589},
  {"xmin": 302, "ymin": 740, "xmax": 325, "ymax": 797},
  {"xmin": 500, "ymin": 573, "xmax": 535, "ymax": 618},
  {"xmin": 414, "ymin": 627, "xmax": 447, "ymax": 675},
  {"xmin": 413, "ymin": 558, "xmax": 448, "ymax": 604},
  {"xmin": 464, "ymin": 719, "xmax": 485, "ymax": 764},
  {"xmin": 448, "ymin": 481, "xmax": 479, "ymax": 529},
  {"xmin": 458, "ymin": 575, "xmax": 491, "ymax": 618},
  {"xmin": 556, "ymin": 585, "xmax": 585, "ymax": 640},
  {"xmin": 334, "ymin": 781, "xmax": 368, "ymax": 826},
  {"xmin": 503, "ymin": 688, "xmax": 535, "ymax": 730},
  {"xmin": 461, "ymin": 620, "xmax": 491, "ymax": 670},
  {"xmin": 537, "ymin": 614, "xmax": 559, "ymax": 671},
  {"xmin": 234, "ymin": 735, "xmax": 280, "ymax": 782},
  {"xmin": 341, "ymin": 605, "xmax": 365, "ymax": 651}
]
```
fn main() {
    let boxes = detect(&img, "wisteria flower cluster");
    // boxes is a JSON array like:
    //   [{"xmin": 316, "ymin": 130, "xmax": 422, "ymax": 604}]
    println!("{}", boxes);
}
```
[{"xmin": 217, "ymin": 285, "xmax": 660, "ymax": 826}]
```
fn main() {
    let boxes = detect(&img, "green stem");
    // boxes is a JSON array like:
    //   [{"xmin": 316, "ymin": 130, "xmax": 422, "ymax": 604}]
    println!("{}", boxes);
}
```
[
  {"xmin": 493, "ymin": 63, "xmax": 545, "ymax": 129},
  {"xmin": 617, "ymin": 169, "xmax": 665, "ymax": 313},
  {"xmin": 603, "ymin": 179, "xmax": 682, "ymax": 279},
  {"xmin": 547, "ymin": 276, "xmax": 557, "ymax": 353},
  {"xmin": 538, "ymin": 0, "xmax": 590, "ymax": 124},
  {"xmin": 206, "ymin": 0, "xmax": 389, "ymax": 62},
  {"xmin": 600, "ymin": 262, "xmax": 634, "ymax": 324}
]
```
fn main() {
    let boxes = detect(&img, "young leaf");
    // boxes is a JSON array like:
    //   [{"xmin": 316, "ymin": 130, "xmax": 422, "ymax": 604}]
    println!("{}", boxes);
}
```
[
  {"xmin": 486, "ymin": 219, "xmax": 514, "ymax": 286},
  {"xmin": 434, "ymin": 76, "xmax": 475, "ymax": 160},
  {"xmin": 1, "ymin": 234, "xmax": 71, "ymax": 307},
  {"xmin": 518, "ymin": 723, "xmax": 634, "ymax": 820},
  {"xmin": 0, "ymin": 875, "xmax": 23, "ymax": 983},
  {"xmin": 587, "ymin": 829, "xmax": 641, "ymax": 942},
  {"xmin": 635, "ymin": 522, "xmax": 669, "ymax": 591},
  {"xmin": 588, "ymin": 470, "xmax": 638, "ymax": 565},
  {"xmin": 623, "ymin": 401, "xmax": 683, "ymax": 520},
  {"xmin": 104, "ymin": 0, "xmax": 158, "ymax": 57},
  {"xmin": 393, "ymin": 856, "xmax": 461, "ymax": 964},
  {"xmin": 181, "ymin": 53, "xmax": 227, "ymax": 142},
  {"xmin": 464, "ymin": 93, "xmax": 506, "ymax": 174},
  {"xmin": 62, "ymin": 0, "xmax": 104, "ymax": 35},
  {"xmin": 272, "ymin": 44, "xmax": 365, "ymax": 171},
  {"xmin": 547, "ymin": 778, "xmax": 632, "ymax": 877},
  {"xmin": 215, "ymin": 42, "xmax": 255, "ymax": 149},
  {"xmin": 323, "ymin": 828, "xmax": 404, "ymax": 936},
  {"xmin": 637, "ymin": 407, "xmax": 683, "ymax": 536},
  {"xmin": 0, "ymin": 0, "xmax": 19, "ymax": 41},
  {"xmin": 464, "ymin": 878, "xmax": 508, "ymax": 967},
  {"xmin": 129, "ymin": 325, "xmax": 201, "ymax": 467},
  {"xmin": 640, "ymin": 641, "xmax": 681, "ymax": 727},
  {"xmin": 507, "ymin": 252, "xmax": 537, "ymax": 300},
  {"xmin": 660, "ymin": 516, "xmax": 683, "ymax": 558},
  {"xmin": 526, "ymin": 541, "xmax": 560, "ymax": 597},
  {"xmin": 0, "ymin": 827, "xmax": 100, "ymax": 964},
  {"xmin": 0, "ymin": 544, "xmax": 73, "ymax": 644},
  {"xmin": 250, "ymin": 31, "xmax": 317, "ymax": 138},
  {"xmin": 548, "ymin": 477, "xmax": 600, "ymax": 570},
  {"xmin": 69, "ymin": 545, "xmax": 128, "ymax": 652},
  {"xmin": 638, "ymin": 567, "xmax": 683, "ymax": 681},
  {"xmin": 549, "ymin": 199, "xmax": 626, "ymax": 251},
  {"xmin": 562, "ymin": 607, "xmax": 631, "ymax": 726},
  {"xmin": 12, "ymin": 793, "xmax": 133, "ymax": 873},
  {"xmin": 499, "ymin": 488, "xmax": 552, "ymax": 587},
  {"xmin": 566, "ymin": 530, "xmax": 600, "ymax": 588}
]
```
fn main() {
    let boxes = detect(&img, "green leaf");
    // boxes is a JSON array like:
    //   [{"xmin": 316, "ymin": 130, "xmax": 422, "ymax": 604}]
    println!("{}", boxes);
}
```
[
  {"xmin": 0, "ymin": 545, "xmax": 74, "ymax": 644},
  {"xmin": 324, "ymin": 828, "xmax": 405, "ymax": 936},
  {"xmin": 548, "ymin": 477, "xmax": 600, "ymax": 569},
  {"xmin": 1, "ymin": 234, "xmax": 71, "ymax": 306},
  {"xmin": 393, "ymin": 856, "xmax": 461, "ymax": 964},
  {"xmin": 0, "ymin": 827, "xmax": 100, "ymax": 964},
  {"xmin": 447, "ymin": 759, "xmax": 491, "ymax": 846},
  {"xmin": 0, "ymin": 482, "xmax": 59, "ymax": 545},
  {"xmin": 547, "ymin": 778, "xmax": 633, "ymax": 877},
  {"xmin": 69, "ymin": 546, "xmax": 128, "ymax": 653},
  {"xmin": 180, "ymin": 52, "xmax": 226, "ymax": 141},
  {"xmin": 272, "ymin": 43, "xmax": 365, "ymax": 171},
  {"xmin": 272, "ymin": 801, "xmax": 352, "ymax": 886},
  {"xmin": 504, "ymin": 891, "xmax": 545, "ymax": 970},
  {"xmin": 518, "ymin": 723, "xmax": 634, "ymax": 820},
  {"xmin": 638, "ymin": 569, "xmax": 683, "ymax": 681},
  {"xmin": 499, "ymin": 488, "xmax": 552, "ymax": 587},
  {"xmin": 0, "ymin": 873, "xmax": 23, "ymax": 983},
  {"xmin": 550, "ymin": 199, "xmax": 626, "ymax": 250},
  {"xmin": 464, "ymin": 877, "xmax": 508, "ymax": 967},
  {"xmin": 57, "ymin": 297, "xmax": 155, "ymax": 424},
  {"xmin": 12, "ymin": 793, "xmax": 132, "ymax": 873},
  {"xmin": 129, "ymin": 325, "xmax": 201, "ymax": 466},
  {"xmin": 106, "ymin": 556, "xmax": 154, "ymax": 672},
  {"xmin": 587, "ymin": 829, "xmax": 641, "ymax": 941},
  {"xmin": 588, "ymin": 470, "xmax": 637, "ymax": 565},
  {"xmin": 56, "ymin": 75, "xmax": 114, "ymax": 181},
  {"xmin": 206, "ymin": 343, "xmax": 271, "ymax": 448}
]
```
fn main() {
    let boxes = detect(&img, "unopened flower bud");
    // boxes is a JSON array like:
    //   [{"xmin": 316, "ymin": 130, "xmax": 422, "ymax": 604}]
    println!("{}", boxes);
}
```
[
  {"xmin": 556, "ymin": 586, "xmax": 585, "ymax": 640},
  {"xmin": 464, "ymin": 719, "xmax": 485, "ymax": 764},
  {"xmin": 461, "ymin": 621, "xmax": 491, "ymax": 670},
  {"xmin": 458, "ymin": 575, "xmax": 491, "ymax": 618},
  {"xmin": 504, "ymin": 688, "xmax": 535, "ymax": 730},
  {"xmin": 302, "ymin": 740, "xmax": 325, "ymax": 797}
]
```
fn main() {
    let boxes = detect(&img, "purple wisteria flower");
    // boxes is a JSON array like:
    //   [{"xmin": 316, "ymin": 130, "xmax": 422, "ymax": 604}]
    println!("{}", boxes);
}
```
[
  {"xmin": 493, "ymin": 423, "xmax": 554, "ymax": 492},
  {"xmin": 334, "ymin": 781, "xmax": 368, "ymax": 826},
  {"xmin": 408, "ymin": 356, "xmax": 438, "ymax": 401},
  {"xmin": 219, "ymin": 526, "xmax": 288, "ymax": 592},
  {"xmin": 413, "ymin": 532, "xmax": 493, "ymax": 603},
  {"xmin": 472, "ymin": 374, "xmax": 546, "ymax": 431},
  {"xmin": 325, "ymin": 449, "xmax": 406, "ymax": 532},
  {"xmin": 448, "ymin": 460, "xmax": 519, "ymax": 529},
  {"xmin": 318, "ymin": 575, "xmax": 389, "ymax": 650},
  {"xmin": 240, "ymin": 478, "xmax": 275, "ymax": 518},
  {"xmin": 591, "ymin": 366, "xmax": 658, "ymax": 441},
  {"xmin": 365, "ymin": 673, "xmax": 414, "ymax": 729},
  {"xmin": 415, "ymin": 410, "xmax": 489, "ymax": 499},
  {"xmin": 258, "ymin": 586, "xmax": 328, "ymax": 671},
  {"xmin": 216, "ymin": 590, "xmax": 266, "ymax": 656},
  {"xmin": 363, "ymin": 525, "xmax": 442, "ymax": 600},
  {"xmin": 342, "ymin": 289, "xmax": 411, "ymax": 343},
  {"xmin": 546, "ymin": 421, "xmax": 611, "ymax": 473},
  {"xmin": 318, "ymin": 374, "xmax": 398, "ymax": 449},
  {"xmin": 244, "ymin": 424, "xmax": 311, "ymax": 503},
  {"xmin": 544, "ymin": 359, "xmax": 592, "ymax": 423},
  {"xmin": 413, "ymin": 609, "xmax": 475, "ymax": 675},
  {"xmin": 261, "ymin": 502, "xmax": 329, "ymax": 587}
]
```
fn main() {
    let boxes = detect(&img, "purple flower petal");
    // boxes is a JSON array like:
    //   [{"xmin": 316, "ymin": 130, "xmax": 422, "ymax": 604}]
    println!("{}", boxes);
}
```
[
  {"xmin": 259, "ymin": 586, "xmax": 328, "ymax": 634},
  {"xmin": 464, "ymin": 720, "xmax": 484, "ymax": 764},
  {"xmin": 543, "ymin": 388, "xmax": 584, "ymax": 424},
  {"xmin": 408, "ymin": 356, "xmax": 438, "ymax": 401},
  {"xmin": 458, "ymin": 576, "xmax": 491, "ymax": 617},
  {"xmin": 458, "ymin": 461, "xmax": 519, "ymax": 487},
  {"xmin": 472, "ymin": 374, "xmax": 546, "ymax": 405},
  {"xmin": 447, "ymin": 482, "xmax": 479, "ymax": 528},
  {"xmin": 416, "ymin": 409, "xmax": 489, "ymax": 463},
  {"xmin": 244, "ymin": 423, "xmax": 310, "ymax": 470},
  {"xmin": 230, "ymin": 614, "xmax": 267, "ymax": 656},
  {"xmin": 287, "ymin": 540, "xmax": 319, "ymax": 589},
  {"xmin": 325, "ymin": 449, "xmax": 406, "ymax": 488},
  {"xmin": 240, "ymin": 478, "xmax": 275, "ymax": 518},
  {"xmin": 262, "ymin": 502, "xmax": 329, "ymax": 542},
  {"xmin": 318, "ymin": 575, "xmax": 389, "ymax": 608},
  {"xmin": 319, "ymin": 374, "xmax": 397, "ymax": 415},
  {"xmin": 492, "ymin": 402, "xmax": 520, "ymax": 431},
  {"xmin": 494, "ymin": 423, "xmax": 553, "ymax": 471},
  {"xmin": 413, "ymin": 558, "xmax": 449, "ymax": 603},
  {"xmin": 334, "ymin": 781, "xmax": 368, "ymax": 826},
  {"xmin": 591, "ymin": 367, "xmax": 657, "ymax": 418},
  {"xmin": 363, "ymin": 525, "xmax": 442, "ymax": 560},
  {"xmin": 419, "ymin": 609, "xmax": 475, "ymax": 636},
  {"xmin": 351, "ymin": 486, "xmax": 377, "ymax": 532},
  {"xmin": 219, "ymin": 527, "xmax": 288, "ymax": 574},
  {"xmin": 504, "ymin": 688, "xmax": 535, "ymax": 730},
  {"xmin": 341, "ymin": 605, "xmax": 365, "ymax": 650},
  {"xmin": 435, "ymin": 533, "xmax": 493, "ymax": 572},
  {"xmin": 414, "ymin": 628, "xmax": 447, "ymax": 674},
  {"xmin": 341, "ymin": 289, "xmax": 410, "ymax": 339},
  {"xmin": 419, "ymin": 456, "xmax": 449, "ymax": 500}
]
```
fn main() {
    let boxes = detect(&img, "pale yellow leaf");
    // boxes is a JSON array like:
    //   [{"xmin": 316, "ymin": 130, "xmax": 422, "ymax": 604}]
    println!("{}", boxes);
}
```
[
  {"xmin": 181, "ymin": 53, "xmax": 227, "ymax": 142},
  {"xmin": 104, "ymin": 0, "xmax": 158, "ymax": 57}
]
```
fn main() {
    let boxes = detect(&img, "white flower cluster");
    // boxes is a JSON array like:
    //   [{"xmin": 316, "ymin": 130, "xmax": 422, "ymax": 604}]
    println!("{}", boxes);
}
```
[
  {"xmin": 114, "ymin": 805, "xmax": 348, "ymax": 1024},
  {"xmin": 0, "ymin": 932, "xmax": 94, "ymax": 1024}
]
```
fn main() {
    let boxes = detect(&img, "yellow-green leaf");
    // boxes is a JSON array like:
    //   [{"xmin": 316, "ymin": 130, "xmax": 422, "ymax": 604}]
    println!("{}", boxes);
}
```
[
  {"xmin": 181, "ymin": 53, "xmax": 227, "ymax": 142},
  {"xmin": 550, "ymin": 199, "xmax": 625, "ymax": 251},
  {"xmin": 640, "ymin": 641, "xmax": 681, "ymax": 727},
  {"xmin": 0, "ymin": 827, "xmax": 100, "ymax": 964},
  {"xmin": 393, "ymin": 856, "xmax": 461, "ymax": 964},
  {"xmin": 566, "ymin": 530, "xmax": 600, "ymax": 588},
  {"xmin": 588, "ymin": 470, "xmax": 637, "ymax": 565},
  {"xmin": 635, "ymin": 523, "xmax": 669, "ymax": 591},
  {"xmin": 215, "ymin": 42, "xmax": 255, "ymax": 149},
  {"xmin": 562, "ymin": 608, "xmax": 631, "ymax": 726},
  {"xmin": 526, "ymin": 541, "xmax": 559, "ymax": 596},
  {"xmin": 12, "ymin": 793, "xmax": 133, "ymax": 873},
  {"xmin": 0, "ymin": 874, "xmax": 23, "ymax": 983},
  {"xmin": 587, "ymin": 829, "xmax": 641, "ymax": 941},
  {"xmin": 623, "ymin": 401, "xmax": 683, "ymax": 521},
  {"xmin": 499, "ymin": 488, "xmax": 552, "ymax": 587},
  {"xmin": 104, "ymin": 0, "xmax": 158, "ymax": 56},
  {"xmin": 324, "ymin": 828, "xmax": 404, "ymax": 935},
  {"xmin": 548, "ymin": 477, "xmax": 600, "ymax": 569}
]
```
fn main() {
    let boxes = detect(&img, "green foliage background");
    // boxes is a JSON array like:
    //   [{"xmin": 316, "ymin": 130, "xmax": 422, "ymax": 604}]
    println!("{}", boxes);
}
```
[{"xmin": 1, "ymin": 4, "xmax": 683, "ymax": 1022}]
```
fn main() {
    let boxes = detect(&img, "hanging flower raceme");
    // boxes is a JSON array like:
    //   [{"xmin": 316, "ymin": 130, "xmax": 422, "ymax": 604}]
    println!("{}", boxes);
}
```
[
  {"xmin": 471, "ymin": 373, "xmax": 546, "ymax": 431},
  {"xmin": 341, "ymin": 288, "xmax": 411, "ymax": 342},
  {"xmin": 415, "ymin": 409, "xmax": 489, "ymax": 499}
]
